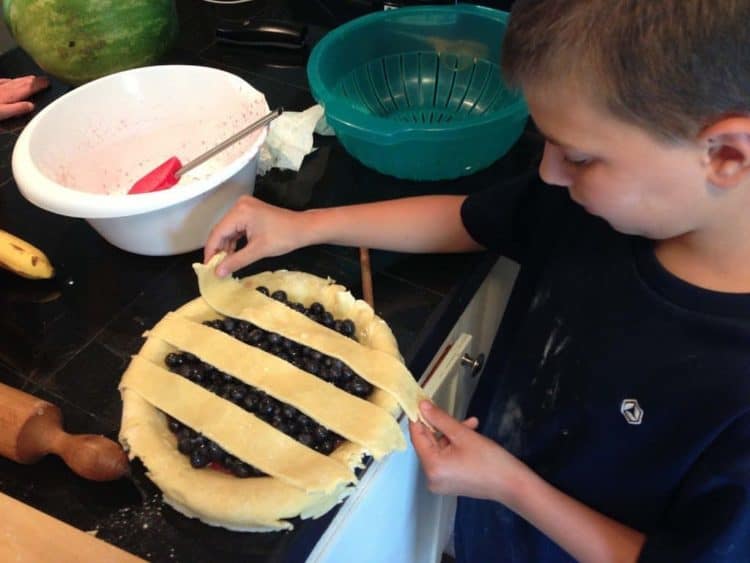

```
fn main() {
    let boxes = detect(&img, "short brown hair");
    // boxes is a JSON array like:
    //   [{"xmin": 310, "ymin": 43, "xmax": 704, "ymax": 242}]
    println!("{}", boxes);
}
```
[{"xmin": 501, "ymin": 0, "xmax": 750, "ymax": 141}]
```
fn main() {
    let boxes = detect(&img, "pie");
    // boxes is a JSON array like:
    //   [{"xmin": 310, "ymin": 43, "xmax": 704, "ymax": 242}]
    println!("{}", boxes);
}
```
[{"xmin": 118, "ymin": 253, "xmax": 428, "ymax": 531}]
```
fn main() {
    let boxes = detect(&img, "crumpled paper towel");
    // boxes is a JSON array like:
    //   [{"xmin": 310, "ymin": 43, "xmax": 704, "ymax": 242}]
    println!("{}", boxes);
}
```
[{"xmin": 257, "ymin": 104, "xmax": 334, "ymax": 175}]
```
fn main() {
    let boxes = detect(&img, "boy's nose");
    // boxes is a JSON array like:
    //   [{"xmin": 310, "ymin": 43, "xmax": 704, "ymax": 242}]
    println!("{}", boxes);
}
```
[{"xmin": 539, "ymin": 142, "xmax": 572, "ymax": 187}]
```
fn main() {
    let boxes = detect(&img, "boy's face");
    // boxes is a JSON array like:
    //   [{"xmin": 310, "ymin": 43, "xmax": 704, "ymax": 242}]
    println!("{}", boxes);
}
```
[{"xmin": 524, "ymin": 85, "xmax": 714, "ymax": 240}]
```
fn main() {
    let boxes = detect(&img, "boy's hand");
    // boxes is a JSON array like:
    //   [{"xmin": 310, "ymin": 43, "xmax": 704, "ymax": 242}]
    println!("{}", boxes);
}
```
[
  {"xmin": 409, "ymin": 400, "xmax": 527, "ymax": 504},
  {"xmin": 411, "ymin": 401, "xmax": 647, "ymax": 562},
  {"xmin": 0, "ymin": 75, "xmax": 50, "ymax": 120},
  {"xmin": 204, "ymin": 195, "xmax": 307, "ymax": 277}
]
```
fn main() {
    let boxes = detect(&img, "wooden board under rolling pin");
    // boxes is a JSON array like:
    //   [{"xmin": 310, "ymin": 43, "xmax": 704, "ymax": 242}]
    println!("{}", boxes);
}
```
[
  {"xmin": 0, "ymin": 491, "xmax": 145, "ymax": 563},
  {"xmin": 0, "ymin": 381, "xmax": 129, "ymax": 481}
]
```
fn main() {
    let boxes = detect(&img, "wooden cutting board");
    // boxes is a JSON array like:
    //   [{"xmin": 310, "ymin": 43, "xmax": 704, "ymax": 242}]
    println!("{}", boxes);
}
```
[{"xmin": 0, "ymin": 492, "xmax": 144, "ymax": 562}]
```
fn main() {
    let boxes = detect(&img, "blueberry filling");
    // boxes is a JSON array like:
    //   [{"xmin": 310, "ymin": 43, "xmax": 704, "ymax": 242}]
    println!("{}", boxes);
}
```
[{"xmin": 162, "ymin": 287, "xmax": 373, "ymax": 477}]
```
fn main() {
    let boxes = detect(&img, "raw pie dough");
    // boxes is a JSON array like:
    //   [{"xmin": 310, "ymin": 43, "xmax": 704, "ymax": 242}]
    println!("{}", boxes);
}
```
[{"xmin": 119, "ymin": 254, "xmax": 429, "ymax": 531}]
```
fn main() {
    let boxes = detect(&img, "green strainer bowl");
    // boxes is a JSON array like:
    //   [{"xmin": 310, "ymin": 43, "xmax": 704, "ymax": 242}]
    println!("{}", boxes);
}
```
[{"xmin": 307, "ymin": 4, "xmax": 528, "ymax": 181}]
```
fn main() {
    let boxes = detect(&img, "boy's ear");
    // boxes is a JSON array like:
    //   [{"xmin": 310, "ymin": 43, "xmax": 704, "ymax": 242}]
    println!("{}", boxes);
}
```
[{"xmin": 699, "ymin": 117, "xmax": 750, "ymax": 188}]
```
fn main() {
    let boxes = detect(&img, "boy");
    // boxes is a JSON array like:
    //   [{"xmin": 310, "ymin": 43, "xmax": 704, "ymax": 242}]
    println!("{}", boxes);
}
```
[{"xmin": 205, "ymin": 1, "xmax": 750, "ymax": 560}]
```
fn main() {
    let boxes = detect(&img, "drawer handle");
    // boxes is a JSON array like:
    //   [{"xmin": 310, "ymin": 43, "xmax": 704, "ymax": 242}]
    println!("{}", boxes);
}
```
[{"xmin": 461, "ymin": 353, "xmax": 485, "ymax": 377}]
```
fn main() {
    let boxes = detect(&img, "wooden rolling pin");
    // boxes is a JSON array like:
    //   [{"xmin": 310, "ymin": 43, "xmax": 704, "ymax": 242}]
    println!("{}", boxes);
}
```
[{"xmin": 0, "ymin": 382, "xmax": 129, "ymax": 481}]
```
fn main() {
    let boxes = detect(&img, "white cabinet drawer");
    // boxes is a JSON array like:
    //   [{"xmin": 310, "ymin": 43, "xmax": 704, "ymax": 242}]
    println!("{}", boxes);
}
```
[{"xmin": 420, "ymin": 256, "xmax": 519, "ymax": 420}]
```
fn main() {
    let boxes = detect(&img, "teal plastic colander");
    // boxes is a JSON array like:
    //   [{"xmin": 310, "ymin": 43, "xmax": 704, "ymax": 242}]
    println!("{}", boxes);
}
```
[{"xmin": 307, "ymin": 5, "xmax": 528, "ymax": 181}]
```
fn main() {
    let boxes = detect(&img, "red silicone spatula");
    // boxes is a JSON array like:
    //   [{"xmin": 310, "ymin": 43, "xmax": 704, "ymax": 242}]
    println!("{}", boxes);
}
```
[{"xmin": 128, "ymin": 107, "xmax": 282, "ymax": 195}]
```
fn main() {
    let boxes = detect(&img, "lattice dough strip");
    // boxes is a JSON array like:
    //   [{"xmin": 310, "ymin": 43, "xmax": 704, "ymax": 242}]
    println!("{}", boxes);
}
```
[
  {"xmin": 195, "ymin": 257, "xmax": 429, "ymax": 422},
  {"xmin": 147, "ymin": 312, "xmax": 406, "ymax": 458},
  {"xmin": 120, "ymin": 356, "xmax": 356, "ymax": 494}
]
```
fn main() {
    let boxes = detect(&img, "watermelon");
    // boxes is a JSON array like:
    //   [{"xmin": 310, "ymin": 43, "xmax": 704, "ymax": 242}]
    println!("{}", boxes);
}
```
[{"xmin": 3, "ymin": 0, "xmax": 179, "ymax": 85}]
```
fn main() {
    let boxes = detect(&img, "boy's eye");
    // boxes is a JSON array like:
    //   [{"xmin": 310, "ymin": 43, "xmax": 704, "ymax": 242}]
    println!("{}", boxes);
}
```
[{"xmin": 563, "ymin": 153, "xmax": 593, "ymax": 167}]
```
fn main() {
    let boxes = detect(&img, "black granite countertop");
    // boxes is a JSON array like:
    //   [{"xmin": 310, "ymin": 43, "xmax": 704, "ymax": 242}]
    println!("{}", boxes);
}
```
[{"xmin": 0, "ymin": 2, "xmax": 541, "ymax": 561}]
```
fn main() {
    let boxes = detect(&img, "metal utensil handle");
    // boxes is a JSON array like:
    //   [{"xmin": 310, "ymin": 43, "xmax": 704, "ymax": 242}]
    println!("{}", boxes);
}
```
[{"xmin": 175, "ymin": 107, "xmax": 283, "ymax": 177}]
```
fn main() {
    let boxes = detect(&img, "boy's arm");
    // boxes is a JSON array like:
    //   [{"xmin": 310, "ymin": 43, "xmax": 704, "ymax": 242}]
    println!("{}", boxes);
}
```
[
  {"xmin": 205, "ymin": 195, "xmax": 483, "ymax": 276},
  {"xmin": 302, "ymin": 195, "xmax": 482, "ymax": 253},
  {"xmin": 411, "ymin": 401, "xmax": 646, "ymax": 563},
  {"xmin": 509, "ymin": 461, "xmax": 646, "ymax": 562}
]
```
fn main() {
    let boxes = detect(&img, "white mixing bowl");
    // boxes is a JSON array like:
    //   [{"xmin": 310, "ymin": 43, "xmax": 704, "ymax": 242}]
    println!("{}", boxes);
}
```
[{"xmin": 12, "ymin": 65, "xmax": 270, "ymax": 256}]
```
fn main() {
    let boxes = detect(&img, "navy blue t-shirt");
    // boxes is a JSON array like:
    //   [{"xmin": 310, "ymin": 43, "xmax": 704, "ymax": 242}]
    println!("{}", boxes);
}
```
[{"xmin": 454, "ymin": 177, "xmax": 750, "ymax": 562}]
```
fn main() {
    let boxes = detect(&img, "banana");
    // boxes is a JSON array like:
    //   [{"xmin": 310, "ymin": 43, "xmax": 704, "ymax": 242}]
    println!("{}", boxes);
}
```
[{"xmin": 0, "ymin": 229, "xmax": 55, "ymax": 279}]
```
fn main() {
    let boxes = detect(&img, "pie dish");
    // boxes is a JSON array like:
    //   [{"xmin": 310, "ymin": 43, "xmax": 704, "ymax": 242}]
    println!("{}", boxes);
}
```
[{"xmin": 118, "ymin": 253, "xmax": 428, "ymax": 531}]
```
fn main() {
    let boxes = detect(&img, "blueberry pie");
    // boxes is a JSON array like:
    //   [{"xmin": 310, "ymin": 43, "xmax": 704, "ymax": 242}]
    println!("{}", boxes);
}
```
[{"xmin": 118, "ymin": 254, "xmax": 428, "ymax": 531}]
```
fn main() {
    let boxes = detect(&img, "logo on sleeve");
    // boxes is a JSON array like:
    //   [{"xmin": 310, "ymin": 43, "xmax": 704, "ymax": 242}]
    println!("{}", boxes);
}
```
[{"xmin": 620, "ymin": 399, "xmax": 644, "ymax": 425}]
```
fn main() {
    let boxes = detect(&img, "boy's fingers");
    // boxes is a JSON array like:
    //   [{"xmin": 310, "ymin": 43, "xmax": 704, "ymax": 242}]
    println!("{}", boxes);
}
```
[
  {"xmin": 28, "ymin": 75, "xmax": 50, "ymax": 94},
  {"xmin": 18, "ymin": 76, "xmax": 50, "ymax": 99},
  {"xmin": 0, "ymin": 76, "xmax": 49, "ymax": 103},
  {"xmin": 203, "ymin": 237, "xmax": 225, "ymax": 264},
  {"xmin": 463, "ymin": 416, "xmax": 479, "ymax": 431},
  {"xmin": 214, "ymin": 252, "xmax": 239, "ymax": 278},
  {"xmin": 419, "ymin": 400, "xmax": 470, "ymax": 442},
  {"xmin": 436, "ymin": 418, "xmax": 478, "ymax": 447},
  {"xmin": 204, "ymin": 231, "xmax": 238, "ymax": 264},
  {"xmin": 205, "ymin": 221, "xmax": 230, "ymax": 254},
  {"xmin": 220, "ymin": 236, "xmax": 238, "ymax": 256},
  {"xmin": 0, "ymin": 101, "xmax": 34, "ymax": 120},
  {"xmin": 409, "ymin": 420, "xmax": 439, "ymax": 454},
  {"xmin": 205, "ymin": 215, "xmax": 245, "ymax": 261},
  {"xmin": 214, "ymin": 242, "xmax": 265, "ymax": 277}
]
